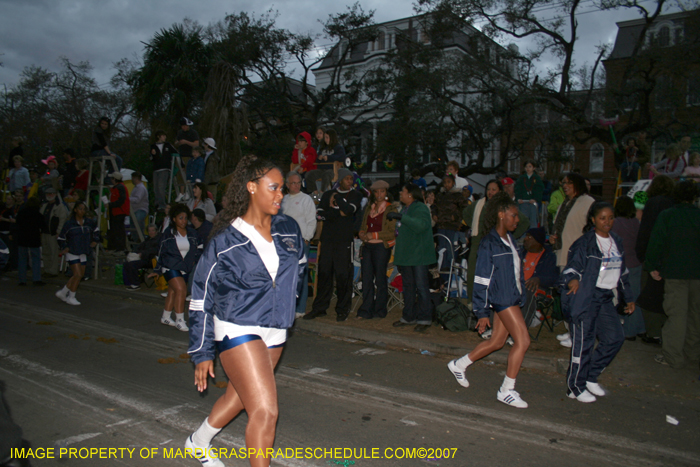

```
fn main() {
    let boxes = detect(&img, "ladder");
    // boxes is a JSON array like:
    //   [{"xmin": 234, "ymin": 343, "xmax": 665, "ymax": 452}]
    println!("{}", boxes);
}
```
[
  {"xmin": 166, "ymin": 154, "xmax": 193, "ymax": 204},
  {"xmin": 86, "ymin": 156, "xmax": 119, "ymax": 279},
  {"xmin": 614, "ymin": 167, "xmax": 642, "ymax": 201}
]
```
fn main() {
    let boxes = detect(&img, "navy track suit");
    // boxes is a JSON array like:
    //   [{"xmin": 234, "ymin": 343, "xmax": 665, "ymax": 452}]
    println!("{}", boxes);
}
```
[
  {"xmin": 57, "ymin": 218, "xmax": 100, "ymax": 255},
  {"xmin": 473, "ymin": 228, "xmax": 526, "ymax": 319},
  {"xmin": 155, "ymin": 226, "xmax": 203, "ymax": 275},
  {"xmin": 559, "ymin": 229, "xmax": 633, "ymax": 396},
  {"xmin": 187, "ymin": 215, "xmax": 306, "ymax": 365}
]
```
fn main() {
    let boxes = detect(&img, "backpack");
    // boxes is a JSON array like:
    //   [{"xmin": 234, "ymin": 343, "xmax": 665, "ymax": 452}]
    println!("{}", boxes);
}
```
[{"xmin": 436, "ymin": 298, "xmax": 477, "ymax": 332}]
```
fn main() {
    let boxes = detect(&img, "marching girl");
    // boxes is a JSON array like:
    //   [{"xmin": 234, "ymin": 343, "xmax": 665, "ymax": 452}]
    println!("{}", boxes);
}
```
[
  {"xmin": 185, "ymin": 155, "xmax": 305, "ymax": 467},
  {"xmin": 56, "ymin": 201, "xmax": 100, "ymax": 305},
  {"xmin": 560, "ymin": 201, "xmax": 635, "ymax": 403},
  {"xmin": 448, "ymin": 192, "xmax": 531, "ymax": 408}
]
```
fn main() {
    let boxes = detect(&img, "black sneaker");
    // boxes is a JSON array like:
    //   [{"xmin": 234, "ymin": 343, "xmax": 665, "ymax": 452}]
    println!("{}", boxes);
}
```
[
  {"xmin": 302, "ymin": 310, "xmax": 327, "ymax": 320},
  {"xmin": 336, "ymin": 312, "xmax": 349, "ymax": 322}
]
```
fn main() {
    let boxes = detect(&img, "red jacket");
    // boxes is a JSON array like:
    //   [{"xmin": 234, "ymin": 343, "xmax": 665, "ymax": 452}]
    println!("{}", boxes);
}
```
[
  {"xmin": 292, "ymin": 132, "xmax": 317, "ymax": 172},
  {"xmin": 110, "ymin": 182, "xmax": 130, "ymax": 217}
]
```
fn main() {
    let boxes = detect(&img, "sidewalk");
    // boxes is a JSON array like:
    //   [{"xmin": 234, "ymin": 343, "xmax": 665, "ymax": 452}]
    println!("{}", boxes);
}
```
[{"xmin": 8, "ymin": 269, "xmax": 699, "ymax": 399}]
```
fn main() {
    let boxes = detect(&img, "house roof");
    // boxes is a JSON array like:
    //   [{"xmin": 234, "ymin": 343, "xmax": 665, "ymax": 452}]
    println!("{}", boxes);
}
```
[
  {"xmin": 606, "ymin": 11, "xmax": 689, "ymax": 61},
  {"xmin": 314, "ymin": 14, "xmax": 510, "ymax": 71}
]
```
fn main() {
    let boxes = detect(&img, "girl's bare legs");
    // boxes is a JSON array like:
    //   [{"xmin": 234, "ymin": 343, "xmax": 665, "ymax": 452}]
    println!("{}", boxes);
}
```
[
  {"xmin": 468, "ymin": 307, "xmax": 530, "ymax": 378},
  {"xmin": 66, "ymin": 264, "xmax": 85, "ymax": 292},
  {"xmin": 207, "ymin": 341, "xmax": 284, "ymax": 467}
]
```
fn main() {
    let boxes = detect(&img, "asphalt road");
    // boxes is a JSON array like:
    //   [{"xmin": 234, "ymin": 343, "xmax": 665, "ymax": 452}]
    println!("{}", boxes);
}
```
[{"xmin": 1, "ymin": 283, "xmax": 699, "ymax": 467}]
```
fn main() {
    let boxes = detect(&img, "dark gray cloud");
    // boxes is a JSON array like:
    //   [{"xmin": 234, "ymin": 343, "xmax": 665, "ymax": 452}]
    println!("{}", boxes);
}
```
[{"xmin": 0, "ymin": 0, "xmax": 675, "ymax": 89}]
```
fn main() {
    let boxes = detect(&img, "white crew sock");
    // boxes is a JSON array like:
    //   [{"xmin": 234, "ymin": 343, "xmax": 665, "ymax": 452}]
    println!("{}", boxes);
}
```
[
  {"xmin": 67, "ymin": 290, "xmax": 76, "ymax": 299},
  {"xmin": 162, "ymin": 310, "xmax": 172, "ymax": 320},
  {"xmin": 456, "ymin": 354, "xmax": 473, "ymax": 370},
  {"xmin": 60, "ymin": 286, "xmax": 69, "ymax": 294},
  {"xmin": 191, "ymin": 418, "xmax": 221, "ymax": 448},
  {"xmin": 501, "ymin": 376, "xmax": 516, "ymax": 392},
  {"xmin": 175, "ymin": 312, "xmax": 185, "ymax": 322}
]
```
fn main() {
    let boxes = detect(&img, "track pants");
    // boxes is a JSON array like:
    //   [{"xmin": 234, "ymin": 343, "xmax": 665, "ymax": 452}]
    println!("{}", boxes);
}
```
[{"xmin": 566, "ymin": 288, "xmax": 624, "ymax": 396}]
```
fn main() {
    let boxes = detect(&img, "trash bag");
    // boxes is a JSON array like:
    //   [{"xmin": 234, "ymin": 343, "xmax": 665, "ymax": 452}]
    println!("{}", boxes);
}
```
[{"xmin": 436, "ymin": 298, "xmax": 476, "ymax": 332}]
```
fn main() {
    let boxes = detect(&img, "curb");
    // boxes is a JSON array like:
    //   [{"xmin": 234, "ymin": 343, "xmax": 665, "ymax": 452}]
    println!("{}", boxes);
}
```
[
  {"xmin": 293, "ymin": 319, "xmax": 563, "ymax": 374},
  {"xmin": 26, "ymin": 275, "xmax": 566, "ymax": 375}
]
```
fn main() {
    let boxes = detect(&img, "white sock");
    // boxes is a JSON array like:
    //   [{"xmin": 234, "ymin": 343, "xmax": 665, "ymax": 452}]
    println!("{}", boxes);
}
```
[
  {"xmin": 175, "ymin": 312, "xmax": 185, "ymax": 322},
  {"xmin": 501, "ymin": 376, "xmax": 516, "ymax": 392},
  {"xmin": 191, "ymin": 418, "xmax": 221, "ymax": 448},
  {"xmin": 61, "ymin": 286, "xmax": 69, "ymax": 294},
  {"xmin": 68, "ymin": 290, "xmax": 76, "ymax": 299},
  {"xmin": 456, "ymin": 354, "xmax": 473, "ymax": 370},
  {"xmin": 162, "ymin": 310, "xmax": 172, "ymax": 320}
]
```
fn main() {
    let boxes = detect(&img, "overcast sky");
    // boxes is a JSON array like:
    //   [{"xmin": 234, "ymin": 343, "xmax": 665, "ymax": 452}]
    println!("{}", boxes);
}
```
[{"xmin": 0, "ymin": 0, "xmax": 679, "ymax": 90}]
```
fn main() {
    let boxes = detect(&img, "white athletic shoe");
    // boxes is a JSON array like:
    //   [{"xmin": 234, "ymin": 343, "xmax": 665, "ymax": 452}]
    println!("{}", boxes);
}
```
[
  {"xmin": 506, "ymin": 337, "xmax": 514, "ymax": 346},
  {"xmin": 161, "ymin": 317, "xmax": 176, "ymax": 327},
  {"xmin": 185, "ymin": 295, "xmax": 192, "ymax": 301},
  {"xmin": 161, "ymin": 291, "xmax": 168, "ymax": 298},
  {"xmin": 175, "ymin": 320, "xmax": 189, "ymax": 332},
  {"xmin": 175, "ymin": 193, "xmax": 185, "ymax": 203},
  {"xmin": 556, "ymin": 332, "xmax": 570, "ymax": 341},
  {"xmin": 184, "ymin": 435, "xmax": 225, "ymax": 467},
  {"xmin": 497, "ymin": 389, "xmax": 528, "ymax": 408},
  {"xmin": 55, "ymin": 288, "xmax": 69, "ymax": 302},
  {"xmin": 447, "ymin": 360, "xmax": 470, "ymax": 388},
  {"xmin": 480, "ymin": 328, "xmax": 492, "ymax": 339},
  {"xmin": 65, "ymin": 296, "xmax": 81, "ymax": 306},
  {"xmin": 586, "ymin": 381, "xmax": 607, "ymax": 397},
  {"xmin": 295, "ymin": 312, "xmax": 305, "ymax": 319},
  {"xmin": 559, "ymin": 337, "xmax": 573, "ymax": 348},
  {"xmin": 568, "ymin": 389, "xmax": 597, "ymax": 403}
]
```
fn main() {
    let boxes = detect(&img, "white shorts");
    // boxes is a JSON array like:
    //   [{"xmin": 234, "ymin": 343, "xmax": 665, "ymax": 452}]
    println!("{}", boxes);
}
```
[
  {"xmin": 66, "ymin": 253, "xmax": 87, "ymax": 265},
  {"xmin": 214, "ymin": 316, "xmax": 287, "ymax": 350}
]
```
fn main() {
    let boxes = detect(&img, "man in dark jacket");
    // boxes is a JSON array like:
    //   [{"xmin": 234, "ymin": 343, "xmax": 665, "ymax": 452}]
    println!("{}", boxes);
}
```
[
  {"xmin": 124, "ymin": 224, "xmax": 161, "ymax": 290},
  {"xmin": 106, "ymin": 172, "xmax": 130, "ymax": 252},
  {"xmin": 191, "ymin": 209, "xmax": 213, "ymax": 247},
  {"xmin": 61, "ymin": 148, "xmax": 78, "ymax": 196},
  {"xmin": 520, "ymin": 227, "xmax": 558, "ymax": 327},
  {"xmin": 645, "ymin": 181, "xmax": 700, "ymax": 368},
  {"xmin": 305, "ymin": 169, "xmax": 362, "ymax": 322},
  {"xmin": 150, "ymin": 130, "xmax": 179, "ymax": 211}
]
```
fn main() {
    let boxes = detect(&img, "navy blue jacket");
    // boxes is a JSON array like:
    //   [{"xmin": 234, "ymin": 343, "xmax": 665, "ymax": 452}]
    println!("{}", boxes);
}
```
[
  {"xmin": 559, "ymin": 229, "xmax": 634, "ymax": 322},
  {"xmin": 519, "ymin": 244, "xmax": 558, "ymax": 289},
  {"xmin": 187, "ymin": 215, "xmax": 306, "ymax": 365},
  {"xmin": 58, "ymin": 217, "xmax": 100, "ymax": 255},
  {"xmin": 156, "ymin": 226, "xmax": 202, "ymax": 274},
  {"xmin": 473, "ymin": 228, "xmax": 526, "ymax": 319}
]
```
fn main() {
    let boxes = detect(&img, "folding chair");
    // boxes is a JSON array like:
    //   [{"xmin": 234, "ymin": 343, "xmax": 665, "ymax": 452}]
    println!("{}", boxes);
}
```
[
  {"xmin": 434, "ymin": 232, "xmax": 469, "ymax": 299},
  {"xmin": 387, "ymin": 270, "xmax": 403, "ymax": 313},
  {"xmin": 527, "ymin": 288, "xmax": 558, "ymax": 341}
]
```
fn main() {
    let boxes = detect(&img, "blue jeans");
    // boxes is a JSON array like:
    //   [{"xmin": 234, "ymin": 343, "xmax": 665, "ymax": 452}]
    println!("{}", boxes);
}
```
[
  {"xmin": 295, "ymin": 242, "xmax": 310, "ymax": 315},
  {"xmin": 398, "ymin": 264, "xmax": 432, "ymax": 325},
  {"xmin": 152, "ymin": 169, "xmax": 170, "ymax": 210},
  {"xmin": 18, "ymin": 246, "xmax": 41, "ymax": 283},
  {"xmin": 358, "ymin": 242, "xmax": 392, "ymax": 318},
  {"xmin": 134, "ymin": 210, "xmax": 147, "ymax": 235},
  {"xmin": 91, "ymin": 149, "xmax": 123, "ymax": 170},
  {"xmin": 518, "ymin": 202, "xmax": 539, "ymax": 229}
]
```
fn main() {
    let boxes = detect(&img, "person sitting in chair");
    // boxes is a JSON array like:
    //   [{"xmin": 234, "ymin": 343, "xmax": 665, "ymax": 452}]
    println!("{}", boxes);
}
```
[
  {"xmin": 520, "ymin": 227, "xmax": 558, "ymax": 326},
  {"xmin": 124, "ymin": 224, "xmax": 161, "ymax": 290}
]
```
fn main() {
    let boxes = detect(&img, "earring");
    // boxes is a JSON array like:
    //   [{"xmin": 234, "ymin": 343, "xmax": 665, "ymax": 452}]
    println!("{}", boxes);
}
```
[{"xmin": 251, "ymin": 191, "xmax": 255, "ymax": 195}]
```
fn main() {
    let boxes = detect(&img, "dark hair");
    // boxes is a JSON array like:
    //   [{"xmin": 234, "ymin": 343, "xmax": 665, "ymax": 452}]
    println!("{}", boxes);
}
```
[
  {"xmin": 672, "ymin": 180, "xmax": 699, "ymax": 203},
  {"xmin": 446, "ymin": 160, "xmax": 460, "ymax": 170},
  {"xmin": 411, "ymin": 169, "xmax": 421, "ymax": 178},
  {"xmin": 131, "ymin": 171, "xmax": 142, "ymax": 181},
  {"xmin": 71, "ymin": 201, "xmax": 88, "ymax": 218},
  {"xmin": 170, "ymin": 203, "xmax": 191, "ymax": 223},
  {"xmin": 646, "ymin": 174, "xmax": 674, "ymax": 198},
  {"xmin": 369, "ymin": 188, "xmax": 393, "ymax": 206},
  {"xmin": 480, "ymin": 192, "xmax": 518, "ymax": 236},
  {"xmin": 403, "ymin": 183, "xmax": 424, "ymax": 203},
  {"xmin": 211, "ymin": 155, "xmax": 281, "ymax": 238},
  {"xmin": 614, "ymin": 196, "xmax": 636, "ymax": 219},
  {"xmin": 524, "ymin": 159, "xmax": 537, "ymax": 169},
  {"xmin": 584, "ymin": 201, "xmax": 614, "ymax": 233},
  {"xmin": 154, "ymin": 130, "xmax": 167, "ymax": 140},
  {"xmin": 324, "ymin": 129, "xmax": 339, "ymax": 148},
  {"xmin": 193, "ymin": 182, "xmax": 208, "ymax": 200},
  {"xmin": 192, "ymin": 146, "xmax": 204, "ymax": 155},
  {"xmin": 485, "ymin": 179, "xmax": 503, "ymax": 196},
  {"xmin": 443, "ymin": 174, "xmax": 456, "ymax": 184},
  {"xmin": 565, "ymin": 172, "xmax": 588, "ymax": 196},
  {"xmin": 192, "ymin": 208, "xmax": 206, "ymax": 223}
]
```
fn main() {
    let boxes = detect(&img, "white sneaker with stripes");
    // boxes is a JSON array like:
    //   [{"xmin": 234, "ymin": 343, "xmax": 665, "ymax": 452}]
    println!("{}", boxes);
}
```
[
  {"xmin": 447, "ymin": 360, "xmax": 470, "ymax": 388},
  {"xmin": 497, "ymin": 389, "xmax": 528, "ymax": 408},
  {"xmin": 184, "ymin": 435, "xmax": 224, "ymax": 467}
]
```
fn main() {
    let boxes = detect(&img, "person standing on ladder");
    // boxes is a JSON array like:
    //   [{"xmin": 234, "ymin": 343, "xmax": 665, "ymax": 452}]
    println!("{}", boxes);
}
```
[
  {"xmin": 105, "ymin": 172, "xmax": 130, "ymax": 253},
  {"xmin": 203, "ymin": 138, "xmax": 220, "ymax": 202},
  {"xmin": 151, "ymin": 130, "xmax": 178, "ymax": 211}
]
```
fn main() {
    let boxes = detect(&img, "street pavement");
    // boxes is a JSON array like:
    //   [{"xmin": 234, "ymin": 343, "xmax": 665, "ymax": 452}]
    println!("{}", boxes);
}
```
[{"xmin": 1, "ymin": 278, "xmax": 699, "ymax": 466}]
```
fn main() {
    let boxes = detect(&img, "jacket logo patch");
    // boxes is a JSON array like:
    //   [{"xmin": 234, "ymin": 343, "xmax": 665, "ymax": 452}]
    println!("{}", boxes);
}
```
[{"xmin": 282, "ymin": 237, "xmax": 298, "ymax": 252}]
